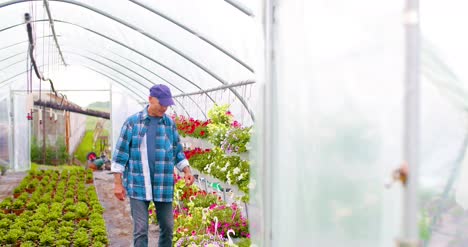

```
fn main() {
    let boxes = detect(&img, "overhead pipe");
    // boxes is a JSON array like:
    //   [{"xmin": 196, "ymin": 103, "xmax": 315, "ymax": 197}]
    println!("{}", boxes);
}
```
[
  {"xmin": 34, "ymin": 99, "xmax": 110, "ymax": 119},
  {"xmin": 173, "ymin": 80, "xmax": 255, "ymax": 98}
]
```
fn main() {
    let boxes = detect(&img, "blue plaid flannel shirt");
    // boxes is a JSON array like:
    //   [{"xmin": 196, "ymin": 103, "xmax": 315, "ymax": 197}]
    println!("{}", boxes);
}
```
[{"xmin": 111, "ymin": 106, "xmax": 189, "ymax": 202}]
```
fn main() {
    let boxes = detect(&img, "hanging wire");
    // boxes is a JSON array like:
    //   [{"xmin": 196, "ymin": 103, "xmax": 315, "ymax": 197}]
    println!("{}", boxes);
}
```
[
  {"xmin": 47, "ymin": 12, "xmax": 51, "ymax": 77},
  {"xmin": 42, "ymin": 2, "xmax": 45, "ymax": 69},
  {"xmin": 241, "ymin": 85, "xmax": 247, "ymax": 124}
]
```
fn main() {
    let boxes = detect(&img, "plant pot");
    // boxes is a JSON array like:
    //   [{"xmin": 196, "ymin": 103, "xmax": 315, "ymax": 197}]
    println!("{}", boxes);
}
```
[
  {"xmin": 25, "ymin": 188, "xmax": 35, "ymax": 194},
  {"xmin": 12, "ymin": 208, "xmax": 24, "ymax": 215}
]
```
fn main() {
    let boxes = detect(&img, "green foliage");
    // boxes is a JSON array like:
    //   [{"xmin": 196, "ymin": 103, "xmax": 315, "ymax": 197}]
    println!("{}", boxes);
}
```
[
  {"xmin": 23, "ymin": 231, "xmax": 39, "ymax": 242},
  {"xmin": 87, "ymin": 101, "xmax": 110, "ymax": 110},
  {"xmin": 189, "ymin": 148, "xmax": 250, "ymax": 196},
  {"xmin": 237, "ymin": 238, "xmax": 252, "ymax": 247},
  {"xmin": 39, "ymin": 229, "xmax": 55, "ymax": 246},
  {"xmin": 11, "ymin": 199, "xmax": 25, "ymax": 209},
  {"xmin": 75, "ymin": 202, "xmax": 89, "ymax": 218},
  {"xmin": 0, "ymin": 197, "xmax": 13, "ymax": 210},
  {"xmin": 20, "ymin": 241, "xmax": 36, "ymax": 247},
  {"xmin": 207, "ymin": 104, "xmax": 232, "ymax": 126},
  {"xmin": 74, "ymin": 131, "xmax": 94, "ymax": 163},
  {"xmin": 419, "ymin": 210, "xmax": 431, "ymax": 241},
  {"xmin": 207, "ymin": 104, "xmax": 233, "ymax": 147},
  {"xmin": 73, "ymin": 229, "xmax": 90, "ymax": 247},
  {"xmin": 2, "ymin": 165, "xmax": 110, "ymax": 246},
  {"xmin": 55, "ymin": 239, "xmax": 71, "ymax": 247},
  {"xmin": 207, "ymin": 123, "xmax": 230, "ymax": 147},
  {"xmin": 0, "ymin": 218, "xmax": 12, "ymax": 229},
  {"xmin": 30, "ymin": 136, "xmax": 69, "ymax": 165},
  {"xmin": 3, "ymin": 228, "xmax": 23, "ymax": 244},
  {"xmin": 220, "ymin": 127, "xmax": 252, "ymax": 153}
]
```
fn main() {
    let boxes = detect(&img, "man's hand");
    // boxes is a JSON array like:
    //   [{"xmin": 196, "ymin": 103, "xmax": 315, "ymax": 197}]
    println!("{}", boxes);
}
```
[
  {"xmin": 114, "ymin": 183, "xmax": 126, "ymax": 201},
  {"xmin": 184, "ymin": 173, "xmax": 195, "ymax": 186}
]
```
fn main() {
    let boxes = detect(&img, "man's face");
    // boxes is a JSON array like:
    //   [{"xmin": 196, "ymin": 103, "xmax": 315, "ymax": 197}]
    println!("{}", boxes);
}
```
[{"xmin": 148, "ymin": 96, "xmax": 168, "ymax": 117}]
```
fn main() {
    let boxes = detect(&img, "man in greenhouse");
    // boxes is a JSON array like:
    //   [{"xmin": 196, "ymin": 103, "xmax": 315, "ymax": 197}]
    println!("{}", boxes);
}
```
[{"xmin": 111, "ymin": 84, "xmax": 195, "ymax": 247}]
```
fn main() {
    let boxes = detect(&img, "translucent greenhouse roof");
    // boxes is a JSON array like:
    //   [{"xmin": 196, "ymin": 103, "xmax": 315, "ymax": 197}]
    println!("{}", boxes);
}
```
[{"xmin": 0, "ymin": 0, "xmax": 260, "ymax": 125}]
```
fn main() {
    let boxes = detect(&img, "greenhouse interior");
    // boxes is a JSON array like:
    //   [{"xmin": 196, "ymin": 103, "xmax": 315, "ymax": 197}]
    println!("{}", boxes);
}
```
[{"xmin": 0, "ymin": 0, "xmax": 467, "ymax": 246}]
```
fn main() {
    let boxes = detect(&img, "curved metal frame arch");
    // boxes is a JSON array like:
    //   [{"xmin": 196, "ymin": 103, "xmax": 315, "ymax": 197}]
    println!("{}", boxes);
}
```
[
  {"xmin": 128, "ymin": 0, "xmax": 253, "ymax": 72},
  {"xmin": 78, "ymin": 65, "xmax": 147, "ymax": 104},
  {"xmin": 0, "ymin": 57, "xmax": 192, "ymax": 118},
  {"xmin": 224, "ymin": 0, "xmax": 254, "ymax": 17},
  {"xmin": 62, "ymin": 52, "xmax": 192, "ymax": 116},
  {"xmin": 0, "ymin": 56, "xmax": 145, "ymax": 102},
  {"xmin": 0, "ymin": 64, "xmax": 46, "ymax": 88},
  {"xmin": 0, "ymin": 19, "xmax": 216, "ymax": 105},
  {"xmin": 0, "ymin": 51, "xmax": 24, "ymax": 63},
  {"xmin": 62, "ymin": 52, "xmax": 195, "ymax": 118},
  {"xmin": 0, "ymin": 35, "xmax": 57, "ymax": 52},
  {"xmin": 0, "ymin": 56, "xmax": 25, "ymax": 72},
  {"xmin": 0, "ymin": 0, "xmax": 255, "ymax": 121},
  {"xmin": 80, "ymin": 65, "xmax": 191, "ymax": 118},
  {"xmin": 0, "ymin": 36, "xmax": 204, "ymax": 118},
  {"xmin": 60, "ymin": 44, "xmax": 208, "ymax": 119},
  {"xmin": 37, "ymin": 19, "xmax": 216, "ymax": 104},
  {"xmin": 62, "ymin": 48, "xmax": 205, "ymax": 118}
]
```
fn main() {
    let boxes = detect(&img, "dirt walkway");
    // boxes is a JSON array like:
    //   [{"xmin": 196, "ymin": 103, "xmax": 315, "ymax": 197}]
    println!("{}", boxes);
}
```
[{"xmin": 93, "ymin": 171, "xmax": 160, "ymax": 247}]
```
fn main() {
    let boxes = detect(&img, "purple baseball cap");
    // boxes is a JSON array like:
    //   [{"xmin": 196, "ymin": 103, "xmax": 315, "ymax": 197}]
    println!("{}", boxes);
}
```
[{"xmin": 149, "ymin": 84, "xmax": 175, "ymax": 106}]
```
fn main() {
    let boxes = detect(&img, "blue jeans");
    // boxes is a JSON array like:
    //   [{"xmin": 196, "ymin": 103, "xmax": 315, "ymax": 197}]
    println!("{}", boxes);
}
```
[{"xmin": 130, "ymin": 198, "xmax": 174, "ymax": 247}]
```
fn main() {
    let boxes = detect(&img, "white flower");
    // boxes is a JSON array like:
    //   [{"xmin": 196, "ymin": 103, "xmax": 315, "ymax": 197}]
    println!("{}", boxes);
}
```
[
  {"xmin": 233, "ymin": 167, "xmax": 240, "ymax": 175},
  {"xmin": 237, "ymin": 173, "xmax": 244, "ymax": 181}
]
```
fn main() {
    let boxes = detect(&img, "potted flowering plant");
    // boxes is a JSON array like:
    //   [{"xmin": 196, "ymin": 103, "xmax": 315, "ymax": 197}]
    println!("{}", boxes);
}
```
[
  {"xmin": 174, "ymin": 115, "xmax": 211, "ymax": 139},
  {"xmin": 206, "ymin": 204, "xmax": 249, "ymax": 239},
  {"xmin": 175, "ymin": 234, "xmax": 228, "ymax": 247},
  {"xmin": 220, "ymin": 126, "xmax": 252, "ymax": 154}
]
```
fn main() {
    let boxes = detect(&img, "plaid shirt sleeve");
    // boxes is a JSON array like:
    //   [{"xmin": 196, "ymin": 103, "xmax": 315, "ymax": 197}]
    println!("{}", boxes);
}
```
[
  {"xmin": 111, "ymin": 118, "xmax": 133, "ymax": 173},
  {"xmin": 172, "ymin": 122, "xmax": 190, "ymax": 172}
]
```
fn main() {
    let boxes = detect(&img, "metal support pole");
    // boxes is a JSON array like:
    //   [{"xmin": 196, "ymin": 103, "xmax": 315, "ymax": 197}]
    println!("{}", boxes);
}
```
[
  {"xmin": 400, "ymin": 0, "xmax": 420, "ymax": 246},
  {"xmin": 42, "ymin": 104, "xmax": 46, "ymax": 165},
  {"xmin": 261, "ymin": 0, "xmax": 276, "ymax": 245}
]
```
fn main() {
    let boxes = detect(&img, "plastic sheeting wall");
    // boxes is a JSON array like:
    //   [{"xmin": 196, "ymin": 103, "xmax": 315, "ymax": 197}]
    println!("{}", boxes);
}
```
[
  {"xmin": 111, "ymin": 84, "xmax": 143, "ymax": 154},
  {"xmin": 12, "ymin": 90, "xmax": 30, "ymax": 171},
  {"xmin": 419, "ymin": 1, "xmax": 468, "ymax": 245},
  {"xmin": 0, "ymin": 89, "xmax": 10, "ymax": 169},
  {"xmin": 68, "ymin": 112, "xmax": 87, "ymax": 154},
  {"xmin": 252, "ymin": 0, "xmax": 405, "ymax": 246}
]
